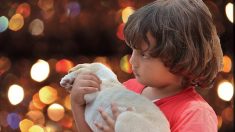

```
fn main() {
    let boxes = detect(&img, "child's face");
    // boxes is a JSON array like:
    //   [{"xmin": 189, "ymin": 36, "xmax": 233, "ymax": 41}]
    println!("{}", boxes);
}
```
[{"xmin": 129, "ymin": 32, "xmax": 182, "ymax": 88}]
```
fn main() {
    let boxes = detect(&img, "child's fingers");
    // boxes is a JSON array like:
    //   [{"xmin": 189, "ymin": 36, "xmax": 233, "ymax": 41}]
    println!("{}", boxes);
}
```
[
  {"xmin": 77, "ymin": 73, "xmax": 101, "ymax": 84},
  {"xmin": 95, "ymin": 123, "xmax": 112, "ymax": 132},
  {"xmin": 111, "ymin": 102, "xmax": 120, "ymax": 120},
  {"xmin": 73, "ymin": 79, "xmax": 100, "ymax": 90},
  {"xmin": 73, "ymin": 74, "xmax": 101, "ymax": 89},
  {"xmin": 87, "ymin": 72, "xmax": 102, "ymax": 83},
  {"xmin": 80, "ymin": 87, "xmax": 99, "ymax": 94},
  {"xmin": 98, "ymin": 107, "xmax": 115, "ymax": 129}
]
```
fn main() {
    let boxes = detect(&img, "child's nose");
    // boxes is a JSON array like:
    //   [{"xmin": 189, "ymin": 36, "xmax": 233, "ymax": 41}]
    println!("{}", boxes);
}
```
[{"xmin": 129, "ymin": 51, "xmax": 138, "ymax": 67}]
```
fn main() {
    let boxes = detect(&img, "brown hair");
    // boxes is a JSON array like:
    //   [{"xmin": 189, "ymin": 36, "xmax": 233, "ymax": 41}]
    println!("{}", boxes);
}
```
[{"xmin": 124, "ymin": 0, "xmax": 223, "ymax": 88}]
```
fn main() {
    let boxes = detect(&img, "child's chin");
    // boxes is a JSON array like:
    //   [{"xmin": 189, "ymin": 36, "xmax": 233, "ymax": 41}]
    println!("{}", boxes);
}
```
[{"xmin": 135, "ymin": 76, "xmax": 144, "ymax": 84}]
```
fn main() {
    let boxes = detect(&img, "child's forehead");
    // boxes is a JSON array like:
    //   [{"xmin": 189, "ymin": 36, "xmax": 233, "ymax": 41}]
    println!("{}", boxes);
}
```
[
  {"xmin": 125, "ymin": 31, "xmax": 157, "ymax": 51},
  {"xmin": 130, "ymin": 39, "xmax": 156, "ymax": 52},
  {"xmin": 139, "ymin": 32, "xmax": 157, "ymax": 51}
]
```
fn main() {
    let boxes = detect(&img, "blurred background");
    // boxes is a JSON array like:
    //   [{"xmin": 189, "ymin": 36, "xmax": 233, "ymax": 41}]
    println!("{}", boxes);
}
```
[{"xmin": 0, "ymin": 0, "xmax": 233, "ymax": 131}]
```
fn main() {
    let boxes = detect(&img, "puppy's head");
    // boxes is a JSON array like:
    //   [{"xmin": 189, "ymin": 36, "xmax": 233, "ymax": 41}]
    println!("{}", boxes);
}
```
[{"xmin": 89, "ymin": 63, "xmax": 118, "ymax": 81}]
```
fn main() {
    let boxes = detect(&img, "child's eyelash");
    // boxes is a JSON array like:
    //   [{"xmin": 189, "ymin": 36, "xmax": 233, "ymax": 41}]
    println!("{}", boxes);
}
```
[{"xmin": 140, "ymin": 52, "xmax": 150, "ymax": 58}]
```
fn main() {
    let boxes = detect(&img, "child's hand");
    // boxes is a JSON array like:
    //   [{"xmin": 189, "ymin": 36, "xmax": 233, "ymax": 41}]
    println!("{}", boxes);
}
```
[
  {"xmin": 70, "ymin": 72, "xmax": 101, "ymax": 106},
  {"xmin": 95, "ymin": 103, "xmax": 133, "ymax": 132}
]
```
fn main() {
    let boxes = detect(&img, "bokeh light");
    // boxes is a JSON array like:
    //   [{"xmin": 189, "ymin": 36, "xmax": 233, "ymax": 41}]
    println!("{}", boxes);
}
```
[
  {"xmin": 222, "ymin": 55, "xmax": 232, "ymax": 73},
  {"xmin": 32, "ymin": 93, "xmax": 46, "ymax": 110},
  {"xmin": 29, "ymin": 19, "xmax": 44, "ymax": 36},
  {"xmin": 47, "ymin": 103, "xmax": 65, "ymax": 121},
  {"xmin": 38, "ymin": 0, "xmax": 54, "ymax": 11},
  {"xmin": 221, "ymin": 107, "xmax": 233, "ymax": 123},
  {"xmin": 66, "ymin": 1, "xmax": 81, "ymax": 18},
  {"xmin": 116, "ymin": 23, "xmax": 125, "ymax": 40},
  {"xmin": 225, "ymin": 2, "xmax": 233, "ymax": 23},
  {"xmin": 120, "ymin": 55, "xmax": 132, "ymax": 73},
  {"xmin": 7, "ymin": 113, "xmax": 21, "ymax": 130},
  {"xmin": 122, "ymin": 6, "xmax": 135, "ymax": 23},
  {"xmin": 19, "ymin": 119, "xmax": 34, "ymax": 132},
  {"xmin": 45, "ymin": 121, "xmax": 62, "ymax": 132},
  {"xmin": 217, "ymin": 115, "xmax": 223, "ymax": 129},
  {"xmin": 30, "ymin": 59, "xmax": 50, "ymax": 82},
  {"xmin": 56, "ymin": 59, "xmax": 74, "ymax": 73},
  {"xmin": 16, "ymin": 3, "xmax": 31, "ymax": 18},
  {"xmin": 0, "ymin": 56, "xmax": 11, "ymax": 75},
  {"xmin": 0, "ymin": 16, "xmax": 9, "ymax": 32},
  {"xmin": 8, "ymin": 84, "xmax": 24, "ymax": 105},
  {"xmin": 58, "ymin": 115, "xmax": 73, "ymax": 128},
  {"xmin": 94, "ymin": 56, "xmax": 111, "ymax": 69},
  {"xmin": 64, "ymin": 95, "xmax": 71, "ymax": 110},
  {"xmin": 39, "ymin": 86, "xmax": 58, "ymax": 104},
  {"xmin": 26, "ymin": 110, "xmax": 45, "ymax": 125},
  {"xmin": 217, "ymin": 81, "xmax": 234, "ymax": 101},
  {"xmin": 8, "ymin": 13, "xmax": 24, "ymax": 31},
  {"xmin": 28, "ymin": 125, "xmax": 44, "ymax": 132}
]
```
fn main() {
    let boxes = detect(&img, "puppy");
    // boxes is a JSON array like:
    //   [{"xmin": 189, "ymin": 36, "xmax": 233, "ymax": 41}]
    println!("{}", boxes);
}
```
[{"xmin": 60, "ymin": 63, "xmax": 170, "ymax": 132}]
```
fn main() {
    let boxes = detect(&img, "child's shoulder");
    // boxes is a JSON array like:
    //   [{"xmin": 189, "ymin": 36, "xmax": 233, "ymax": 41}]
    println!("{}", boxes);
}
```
[
  {"xmin": 123, "ymin": 78, "xmax": 145, "ymax": 93},
  {"xmin": 156, "ymin": 87, "xmax": 216, "ymax": 119},
  {"xmin": 158, "ymin": 88, "xmax": 217, "ymax": 131}
]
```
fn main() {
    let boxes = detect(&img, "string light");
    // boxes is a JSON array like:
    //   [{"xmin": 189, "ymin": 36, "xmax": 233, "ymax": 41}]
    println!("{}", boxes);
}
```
[
  {"xmin": 66, "ymin": 1, "xmax": 81, "ymax": 18},
  {"xmin": 0, "ymin": 16, "xmax": 9, "ymax": 32},
  {"xmin": 39, "ymin": 86, "xmax": 58, "ymax": 104},
  {"xmin": 26, "ymin": 111, "xmax": 45, "ymax": 126},
  {"xmin": 225, "ymin": 2, "xmax": 233, "ymax": 23},
  {"xmin": 28, "ymin": 125, "xmax": 44, "ymax": 132},
  {"xmin": 30, "ymin": 59, "xmax": 50, "ymax": 82},
  {"xmin": 19, "ymin": 119, "xmax": 34, "ymax": 132},
  {"xmin": 217, "ymin": 81, "xmax": 234, "ymax": 101},
  {"xmin": 64, "ymin": 95, "xmax": 71, "ymax": 110},
  {"xmin": 8, "ymin": 84, "xmax": 24, "ymax": 105},
  {"xmin": 29, "ymin": 19, "xmax": 44, "ymax": 36},
  {"xmin": 116, "ymin": 23, "xmax": 125, "ymax": 40},
  {"xmin": 122, "ymin": 6, "xmax": 135, "ymax": 23},
  {"xmin": 7, "ymin": 113, "xmax": 21, "ymax": 130},
  {"xmin": 32, "ymin": 93, "xmax": 46, "ymax": 110},
  {"xmin": 222, "ymin": 55, "xmax": 232, "ymax": 73},
  {"xmin": 120, "ymin": 55, "xmax": 132, "ymax": 73},
  {"xmin": 8, "ymin": 13, "xmax": 24, "ymax": 31},
  {"xmin": 56, "ymin": 59, "xmax": 74, "ymax": 73},
  {"xmin": 47, "ymin": 103, "xmax": 65, "ymax": 121},
  {"xmin": 16, "ymin": 3, "xmax": 31, "ymax": 18}
]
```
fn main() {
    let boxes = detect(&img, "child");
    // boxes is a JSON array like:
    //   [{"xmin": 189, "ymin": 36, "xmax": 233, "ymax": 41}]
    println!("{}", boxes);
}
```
[{"xmin": 70, "ymin": 0, "xmax": 223, "ymax": 131}]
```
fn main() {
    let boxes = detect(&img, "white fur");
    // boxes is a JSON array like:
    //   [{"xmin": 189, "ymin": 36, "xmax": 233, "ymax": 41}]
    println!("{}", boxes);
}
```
[{"xmin": 60, "ymin": 63, "xmax": 170, "ymax": 132}]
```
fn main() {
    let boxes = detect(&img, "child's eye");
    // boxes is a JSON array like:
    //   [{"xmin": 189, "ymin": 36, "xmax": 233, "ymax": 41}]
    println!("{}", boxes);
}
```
[{"xmin": 140, "ymin": 52, "xmax": 150, "ymax": 59}]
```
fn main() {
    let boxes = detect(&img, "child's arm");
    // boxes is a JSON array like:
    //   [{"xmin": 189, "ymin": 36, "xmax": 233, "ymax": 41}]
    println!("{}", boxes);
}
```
[
  {"xmin": 70, "ymin": 73, "xmax": 101, "ymax": 131},
  {"xmin": 71, "ymin": 101, "xmax": 92, "ymax": 132}
]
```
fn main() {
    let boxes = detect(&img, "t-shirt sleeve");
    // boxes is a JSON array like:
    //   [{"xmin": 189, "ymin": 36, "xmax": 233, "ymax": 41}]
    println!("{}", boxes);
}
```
[
  {"xmin": 123, "ymin": 79, "xmax": 145, "ymax": 94},
  {"xmin": 173, "ymin": 103, "xmax": 218, "ymax": 132}
]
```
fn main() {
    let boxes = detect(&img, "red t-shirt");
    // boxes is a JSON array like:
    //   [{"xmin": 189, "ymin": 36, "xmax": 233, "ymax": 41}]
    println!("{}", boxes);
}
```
[{"xmin": 123, "ymin": 79, "xmax": 218, "ymax": 132}]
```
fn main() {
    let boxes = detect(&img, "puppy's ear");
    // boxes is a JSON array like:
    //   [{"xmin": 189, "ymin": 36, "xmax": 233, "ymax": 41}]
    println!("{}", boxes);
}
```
[
  {"xmin": 68, "ymin": 63, "xmax": 89, "ymax": 73},
  {"xmin": 68, "ymin": 66, "xmax": 78, "ymax": 73},
  {"xmin": 68, "ymin": 64, "xmax": 82, "ymax": 73}
]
